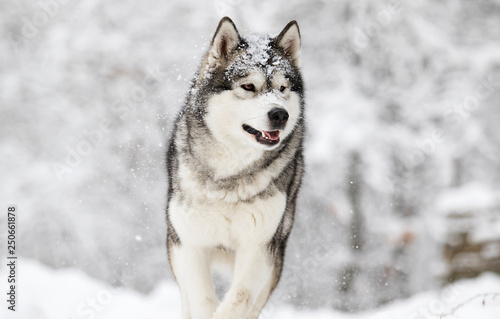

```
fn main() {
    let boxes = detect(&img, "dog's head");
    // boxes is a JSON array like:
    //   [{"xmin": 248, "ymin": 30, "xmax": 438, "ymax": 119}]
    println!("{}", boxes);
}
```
[{"xmin": 192, "ymin": 17, "xmax": 304, "ymax": 151}]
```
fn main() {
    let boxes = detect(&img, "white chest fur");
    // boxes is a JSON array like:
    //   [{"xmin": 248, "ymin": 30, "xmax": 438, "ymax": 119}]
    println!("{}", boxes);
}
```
[{"xmin": 169, "ymin": 164, "xmax": 287, "ymax": 248}]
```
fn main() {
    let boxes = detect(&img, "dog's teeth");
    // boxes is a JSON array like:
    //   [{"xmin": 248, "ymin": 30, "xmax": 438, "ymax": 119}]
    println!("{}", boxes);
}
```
[{"xmin": 261, "ymin": 131, "xmax": 266, "ymax": 138}]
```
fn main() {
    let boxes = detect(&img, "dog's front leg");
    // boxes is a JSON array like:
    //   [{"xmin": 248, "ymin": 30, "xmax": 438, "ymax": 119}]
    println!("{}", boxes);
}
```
[
  {"xmin": 171, "ymin": 245, "xmax": 219, "ymax": 319},
  {"xmin": 212, "ymin": 245, "xmax": 272, "ymax": 319}
]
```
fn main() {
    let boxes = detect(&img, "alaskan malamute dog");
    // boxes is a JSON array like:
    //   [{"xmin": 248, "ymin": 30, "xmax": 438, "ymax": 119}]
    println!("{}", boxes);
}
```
[{"xmin": 166, "ymin": 17, "xmax": 304, "ymax": 318}]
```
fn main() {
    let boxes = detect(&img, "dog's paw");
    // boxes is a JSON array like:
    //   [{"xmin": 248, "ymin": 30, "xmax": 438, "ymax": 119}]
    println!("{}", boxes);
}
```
[{"xmin": 211, "ymin": 310, "xmax": 234, "ymax": 319}]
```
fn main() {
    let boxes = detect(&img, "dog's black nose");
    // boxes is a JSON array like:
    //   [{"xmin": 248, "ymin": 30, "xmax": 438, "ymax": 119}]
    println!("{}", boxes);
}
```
[{"xmin": 268, "ymin": 108, "xmax": 289, "ymax": 128}]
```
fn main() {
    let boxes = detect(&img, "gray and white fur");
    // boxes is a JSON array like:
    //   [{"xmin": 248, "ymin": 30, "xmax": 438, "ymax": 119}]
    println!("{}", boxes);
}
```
[{"xmin": 166, "ymin": 17, "xmax": 305, "ymax": 319}]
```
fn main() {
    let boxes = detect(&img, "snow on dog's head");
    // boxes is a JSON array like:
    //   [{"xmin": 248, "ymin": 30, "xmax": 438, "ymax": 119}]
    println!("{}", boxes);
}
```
[{"xmin": 191, "ymin": 17, "xmax": 304, "ymax": 150}]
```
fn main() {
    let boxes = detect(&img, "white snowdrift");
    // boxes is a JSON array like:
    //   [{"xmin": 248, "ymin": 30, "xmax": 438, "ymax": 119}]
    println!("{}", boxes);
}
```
[{"xmin": 1, "ymin": 259, "xmax": 499, "ymax": 319}]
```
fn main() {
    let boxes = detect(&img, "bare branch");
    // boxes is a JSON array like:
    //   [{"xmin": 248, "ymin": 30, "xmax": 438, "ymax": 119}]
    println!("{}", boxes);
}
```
[{"xmin": 437, "ymin": 293, "xmax": 500, "ymax": 318}]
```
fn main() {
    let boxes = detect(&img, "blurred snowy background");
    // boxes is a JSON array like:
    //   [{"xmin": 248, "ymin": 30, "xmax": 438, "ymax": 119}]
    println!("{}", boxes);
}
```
[{"xmin": 1, "ymin": 0, "xmax": 500, "ymax": 318}]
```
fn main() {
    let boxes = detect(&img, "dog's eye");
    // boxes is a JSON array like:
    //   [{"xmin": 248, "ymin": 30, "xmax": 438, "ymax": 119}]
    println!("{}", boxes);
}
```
[
  {"xmin": 279, "ymin": 86, "xmax": 287, "ymax": 93},
  {"xmin": 241, "ymin": 84, "xmax": 255, "ymax": 92}
]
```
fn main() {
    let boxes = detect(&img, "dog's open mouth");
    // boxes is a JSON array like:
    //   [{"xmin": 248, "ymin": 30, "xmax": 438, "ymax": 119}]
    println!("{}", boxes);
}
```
[{"xmin": 242, "ymin": 124, "xmax": 280, "ymax": 146}]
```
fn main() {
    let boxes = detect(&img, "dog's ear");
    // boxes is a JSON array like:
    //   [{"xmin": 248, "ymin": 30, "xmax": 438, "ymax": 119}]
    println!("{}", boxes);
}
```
[
  {"xmin": 275, "ymin": 20, "xmax": 301, "ymax": 67},
  {"xmin": 208, "ymin": 17, "xmax": 241, "ymax": 67}
]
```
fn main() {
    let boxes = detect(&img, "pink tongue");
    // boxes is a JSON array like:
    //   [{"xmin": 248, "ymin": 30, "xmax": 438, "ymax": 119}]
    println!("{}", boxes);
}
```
[{"xmin": 262, "ymin": 130, "xmax": 280, "ymax": 140}]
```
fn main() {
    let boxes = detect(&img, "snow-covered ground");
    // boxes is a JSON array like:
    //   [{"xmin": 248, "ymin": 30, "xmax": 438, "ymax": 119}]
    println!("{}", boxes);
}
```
[{"xmin": 1, "ymin": 259, "xmax": 499, "ymax": 319}]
